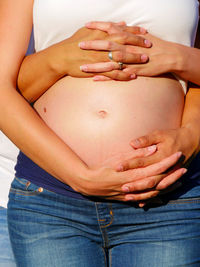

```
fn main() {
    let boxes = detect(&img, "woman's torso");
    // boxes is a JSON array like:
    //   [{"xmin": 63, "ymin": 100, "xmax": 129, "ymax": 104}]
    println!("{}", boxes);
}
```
[{"xmin": 33, "ymin": 0, "xmax": 199, "ymax": 169}]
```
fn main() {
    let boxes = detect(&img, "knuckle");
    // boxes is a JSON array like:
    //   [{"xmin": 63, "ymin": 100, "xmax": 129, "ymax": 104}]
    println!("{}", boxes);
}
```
[
  {"xmin": 132, "ymin": 26, "xmax": 140, "ymax": 33},
  {"xmin": 139, "ymin": 136, "xmax": 149, "ymax": 146},
  {"xmin": 115, "ymin": 50, "xmax": 124, "ymax": 62},
  {"xmin": 111, "ymin": 70, "xmax": 119, "ymax": 80},
  {"xmin": 147, "ymin": 179, "xmax": 157, "ymax": 189},
  {"xmin": 136, "ymin": 159, "xmax": 144, "ymax": 168},
  {"xmin": 120, "ymin": 32, "xmax": 128, "ymax": 42},
  {"xmin": 106, "ymin": 41, "xmax": 113, "ymax": 50}
]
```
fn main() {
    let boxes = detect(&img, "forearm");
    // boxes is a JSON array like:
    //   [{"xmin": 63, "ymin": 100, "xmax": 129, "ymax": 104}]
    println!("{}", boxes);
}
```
[
  {"xmin": 181, "ymin": 88, "xmax": 200, "ymax": 154},
  {"xmin": 18, "ymin": 47, "xmax": 65, "ymax": 103},
  {"xmin": 174, "ymin": 45, "xmax": 200, "ymax": 86},
  {"xmin": 0, "ymin": 83, "xmax": 89, "ymax": 188},
  {"xmin": 173, "ymin": 24, "xmax": 200, "ymax": 85}
]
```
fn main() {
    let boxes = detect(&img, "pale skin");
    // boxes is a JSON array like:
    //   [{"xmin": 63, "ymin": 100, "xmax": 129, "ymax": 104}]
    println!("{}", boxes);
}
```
[
  {"xmin": 17, "ymin": 16, "xmax": 200, "ymax": 207},
  {"xmin": 0, "ymin": 0, "xmax": 187, "ymax": 202}
]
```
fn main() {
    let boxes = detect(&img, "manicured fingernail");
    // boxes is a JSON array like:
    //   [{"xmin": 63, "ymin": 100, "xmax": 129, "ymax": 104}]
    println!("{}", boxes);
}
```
[
  {"xmin": 126, "ymin": 196, "xmax": 134, "ymax": 201},
  {"xmin": 144, "ymin": 39, "xmax": 152, "ymax": 47},
  {"xmin": 78, "ymin": 42, "xmax": 86, "ymax": 48},
  {"xmin": 182, "ymin": 168, "xmax": 187, "ymax": 175},
  {"xmin": 177, "ymin": 152, "xmax": 182, "ymax": 158},
  {"xmin": 80, "ymin": 65, "xmax": 88, "ymax": 71},
  {"xmin": 85, "ymin": 22, "xmax": 92, "ymax": 27},
  {"xmin": 93, "ymin": 76, "xmax": 101, "ymax": 81},
  {"xmin": 141, "ymin": 54, "xmax": 148, "ymax": 62},
  {"xmin": 116, "ymin": 164, "xmax": 124, "ymax": 172},
  {"xmin": 148, "ymin": 145, "xmax": 157, "ymax": 152},
  {"xmin": 131, "ymin": 139, "xmax": 141, "ymax": 147},
  {"xmin": 140, "ymin": 27, "xmax": 147, "ymax": 34},
  {"xmin": 130, "ymin": 74, "xmax": 136, "ymax": 79},
  {"xmin": 122, "ymin": 186, "xmax": 130, "ymax": 193}
]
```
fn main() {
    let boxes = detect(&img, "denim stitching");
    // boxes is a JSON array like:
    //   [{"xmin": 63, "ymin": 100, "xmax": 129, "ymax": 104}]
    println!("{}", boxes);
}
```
[
  {"xmin": 9, "ymin": 188, "xmax": 42, "ymax": 196},
  {"xmin": 168, "ymin": 197, "xmax": 200, "ymax": 205},
  {"xmin": 101, "ymin": 246, "xmax": 108, "ymax": 267},
  {"xmin": 95, "ymin": 203, "xmax": 110, "ymax": 249},
  {"xmin": 15, "ymin": 176, "xmax": 29, "ymax": 186},
  {"xmin": 109, "ymin": 247, "xmax": 112, "ymax": 267}
]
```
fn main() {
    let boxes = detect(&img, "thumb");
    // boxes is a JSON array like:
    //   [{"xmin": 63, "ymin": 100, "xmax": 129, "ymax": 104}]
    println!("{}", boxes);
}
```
[{"xmin": 130, "ymin": 132, "xmax": 161, "ymax": 149}]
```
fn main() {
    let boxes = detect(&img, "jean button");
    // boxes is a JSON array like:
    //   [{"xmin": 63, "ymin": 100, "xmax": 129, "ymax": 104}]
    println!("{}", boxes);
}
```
[{"xmin": 38, "ymin": 187, "xmax": 43, "ymax": 193}]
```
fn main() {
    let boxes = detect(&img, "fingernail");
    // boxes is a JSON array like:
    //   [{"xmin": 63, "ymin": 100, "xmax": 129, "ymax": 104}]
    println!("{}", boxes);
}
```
[
  {"xmin": 140, "ymin": 27, "xmax": 147, "ymax": 34},
  {"xmin": 182, "ymin": 168, "xmax": 187, "ymax": 175},
  {"xmin": 144, "ymin": 39, "xmax": 152, "ymax": 47},
  {"xmin": 141, "ymin": 54, "xmax": 148, "ymax": 62},
  {"xmin": 126, "ymin": 196, "xmax": 134, "ymax": 201},
  {"xmin": 147, "ymin": 145, "xmax": 157, "ymax": 152},
  {"xmin": 80, "ymin": 65, "xmax": 88, "ymax": 71},
  {"xmin": 131, "ymin": 139, "xmax": 141, "ymax": 147},
  {"xmin": 93, "ymin": 76, "xmax": 101, "ymax": 81},
  {"xmin": 177, "ymin": 152, "xmax": 182, "ymax": 158},
  {"xmin": 130, "ymin": 74, "xmax": 136, "ymax": 79},
  {"xmin": 78, "ymin": 42, "xmax": 86, "ymax": 48},
  {"xmin": 116, "ymin": 164, "xmax": 124, "ymax": 172},
  {"xmin": 85, "ymin": 22, "xmax": 92, "ymax": 27},
  {"xmin": 122, "ymin": 186, "xmax": 130, "ymax": 193}
]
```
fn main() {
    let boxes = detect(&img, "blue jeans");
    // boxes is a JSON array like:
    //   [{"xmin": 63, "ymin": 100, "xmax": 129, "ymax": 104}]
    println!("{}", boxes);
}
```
[
  {"xmin": 7, "ymin": 176, "xmax": 200, "ymax": 267},
  {"xmin": 0, "ymin": 207, "xmax": 16, "ymax": 267}
]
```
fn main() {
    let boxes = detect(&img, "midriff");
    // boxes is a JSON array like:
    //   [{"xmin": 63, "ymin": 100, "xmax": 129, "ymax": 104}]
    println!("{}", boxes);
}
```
[{"xmin": 34, "ymin": 74, "xmax": 184, "ymax": 169}]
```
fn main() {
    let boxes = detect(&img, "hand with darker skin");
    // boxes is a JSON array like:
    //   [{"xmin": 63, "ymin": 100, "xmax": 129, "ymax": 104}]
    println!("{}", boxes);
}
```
[
  {"xmin": 18, "ymin": 23, "xmax": 151, "ymax": 102},
  {"xmin": 117, "ymin": 89, "xmax": 200, "ymax": 206},
  {"xmin": 80, "ymin": 21, "xmax": 200, "ymax": 86}
]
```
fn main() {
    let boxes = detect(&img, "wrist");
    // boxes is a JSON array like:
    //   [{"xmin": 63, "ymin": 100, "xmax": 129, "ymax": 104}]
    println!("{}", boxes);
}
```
[
  {"xmin": 172, "ymin": 44, "xmax": 190, "ymax": 75},
  {"xmin": 181, "ymin": 122, "xmax": 200, "ymax": 155},
  {"xmin": 46, "ymin": 43, "xmax": 69, "ymax": 78}
]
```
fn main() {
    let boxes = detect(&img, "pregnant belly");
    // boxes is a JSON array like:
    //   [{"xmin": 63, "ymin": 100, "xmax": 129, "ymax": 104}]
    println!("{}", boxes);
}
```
[{"xmin": 34, "ymin": 75, "xmax": 185, "ymax": 168}]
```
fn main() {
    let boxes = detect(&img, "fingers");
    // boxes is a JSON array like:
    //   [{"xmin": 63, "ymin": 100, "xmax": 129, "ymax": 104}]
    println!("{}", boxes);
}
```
[
  {"xmin": 156, "ymin": 168, "xmax": 187, "ymax": 190},
  {"xmin": 80, "ymin": 62, "xmax": 120, "ymax": 73},
  {"xmin": 112, "ymin": 50, "xmax": 148, "ymax": 64},
  {"xmin": 116, "ymin": 145, "xmax": 157, "ymax": 171},
  {"xmin": 93, "ymin": 75, "xmax": 112, "ymax": 81},
  {"xmin": 122, "ymin": 167, "xmax": 186, "ymax": 193},
  {"xmin": 100, "ymin": 70, "xmax": 136, "ymax": 81},
  {"xmin": 80, "ymin": 52, "xmax": 147, "ymax": 73},
  {"xmin": 85, "ymin": 21, "xmax": 147, "ymax": 35},
  {"xmin": 79, "ymin": 35, "xmax": 151, "ymax": 51},
  {"xmin": 124, "ymin": 190, "xmax": 159, "ymax": 202},
  {"xmin": 130, "ymin": 151, "xmax": 182, "ymax": 180},
  {"xmin": 131, "ymin": 131, "xmax": 162, "ymax": 148},
  {"xmin": 79, "ymin": 39, "xmax": 121, "ymax": 51}
]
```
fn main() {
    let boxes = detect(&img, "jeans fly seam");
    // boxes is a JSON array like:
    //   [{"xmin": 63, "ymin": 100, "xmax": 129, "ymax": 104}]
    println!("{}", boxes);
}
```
[{"xmin": 95, "ymin": 203, "xmax": 110, "ymax": 249}]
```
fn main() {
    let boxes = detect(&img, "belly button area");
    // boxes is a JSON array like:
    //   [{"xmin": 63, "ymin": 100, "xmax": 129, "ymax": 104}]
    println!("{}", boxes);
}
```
[{"xmin": 97, "ymin": 110, "xmax": 108, "ymax": 118}]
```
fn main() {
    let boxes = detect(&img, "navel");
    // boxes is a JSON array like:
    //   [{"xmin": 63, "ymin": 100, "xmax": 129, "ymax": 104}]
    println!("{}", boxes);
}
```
[{"xmin": 97, "ymin": 110, "xmax": 108, "ymax": 118}]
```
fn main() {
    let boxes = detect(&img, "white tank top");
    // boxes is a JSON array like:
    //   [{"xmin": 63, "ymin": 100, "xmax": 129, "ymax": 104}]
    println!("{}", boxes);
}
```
[
  {"xmin": 33, "ymin": 0, "xmax": 199, "ymax": 51},
  {"xmin": 33, "ymin": 0, "xmax": 199, "ymax": 93},
  {"xmin": 0, "ymin": 132, "xmax": 18, "ymax": 207}
]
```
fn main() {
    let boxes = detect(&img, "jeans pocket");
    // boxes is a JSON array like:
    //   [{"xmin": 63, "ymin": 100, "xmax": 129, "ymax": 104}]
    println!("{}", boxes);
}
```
[{"xmin": 9, "ymin": 177, "xmax": 44, "ymax": 197}]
